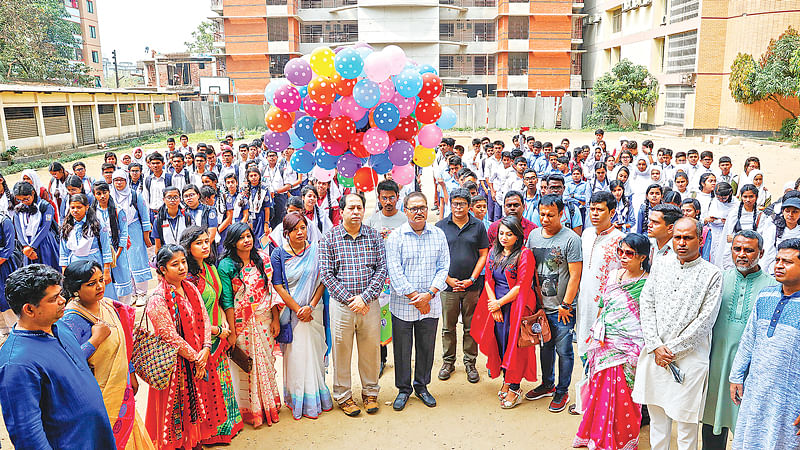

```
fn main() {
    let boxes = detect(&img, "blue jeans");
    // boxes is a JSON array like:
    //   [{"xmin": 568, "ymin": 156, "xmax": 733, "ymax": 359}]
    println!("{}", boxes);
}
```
[{"xmin": 539, "ymin": 312, "xmax": 575, "ymax": 395}]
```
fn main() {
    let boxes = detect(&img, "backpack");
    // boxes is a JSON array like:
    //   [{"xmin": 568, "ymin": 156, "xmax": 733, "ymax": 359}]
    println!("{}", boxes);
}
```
[
  {"xmin": 40, "ymin": 200, "xmax": 60, "ymax": 241},
  {"xmin": 144, "ymin": 173, "xmax": 173, "ymax": 204},
  {"xmin": 153, "ymin": 207, "xmax": 193, "ymax": 245},
  {"xmin": 2, "ymin": 213, "xmax": 24, "ymax": 268}
]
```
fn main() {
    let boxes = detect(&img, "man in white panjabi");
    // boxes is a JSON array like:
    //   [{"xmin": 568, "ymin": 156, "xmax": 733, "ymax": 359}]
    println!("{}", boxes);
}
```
[{"xmin": 633, "ymin": 217, "xmax": 723, "ymax": 450}]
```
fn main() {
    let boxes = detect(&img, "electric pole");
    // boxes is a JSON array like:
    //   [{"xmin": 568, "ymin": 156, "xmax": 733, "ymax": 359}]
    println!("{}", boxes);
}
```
[{"xmin": 112, "ymin": 49, "xmax": 119, "ymax": 88}]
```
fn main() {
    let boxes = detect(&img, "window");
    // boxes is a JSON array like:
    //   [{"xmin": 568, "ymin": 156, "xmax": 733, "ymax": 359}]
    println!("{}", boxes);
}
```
[
  {"xmin": 198, "ymin": 63, "xmax": 205, "ymax": 69},
  {"xmin": 508, "ymin": 52, "xmax": 528, "ymax": 75},
  {"xmin": 612, "ymin": 9, "xmax": 622, "ymax": 33},
  {"xmin": 91, "ymin": 51, "xmax": 99, "ymax": 63},
  {"xmin": 89, "ymin": 25, "xmax": 96, "ymax": 39},
  {"xmin": 473, "ymin": 21, "xmax": 496, "ymax": 42},
  {"xmin": 269, "ymin": 54, "xmax": 291, "ymax": 76},
  {"xmin": 86, "ymin": 0, "xmax": 93, "ymax": 13},
  {"xmin": 153, "ymin": 103, "xmax": 166, "ymax": 122},
  {"xmin": 4, "ymin": 107, "xmax": 39, "ymax": 140},
  {"xmin": 43, "ymin": 106, "xmax": 69, "ymax": 136},
  {"xmin": 94, "ymin": 76, "xmax": 101, "ymax": 87},
  {"xmin": 440, "ymin": 22, "xmax": 455, "ymax": 40},
  {"xmin": 508, "ymin": 16, "xmax": 528, "ymax": 40},
  {"xmin": 75, "ymin": 48, "xmax": 83, "ymax": 61},
  {"xmin": 474, "ymin": 55, "xmax": 495, "ymax": 75},
  {"xmin": 439, "ymin": 55, "xmax": 454, "ymax": 75},
  {"xmin": 267, "ymin": 18, "xmax": 288, "ymax": 41},
  {"xmin": 98, "ymin": 104, "xmax": 117, "ymax": 129},
  {"xmin": 301, "ymin": 24, "xmax": 323, "ymax": 43}
]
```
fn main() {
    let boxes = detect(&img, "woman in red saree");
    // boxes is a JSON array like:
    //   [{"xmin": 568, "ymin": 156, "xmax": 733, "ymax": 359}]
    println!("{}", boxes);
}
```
[
  {"xmin": 472, "ymin": 216, "xmax": 538, "ymax": 409},
  {"xmin": 144, "ymin": 245, "xmax": 227, "ymax": 449}
]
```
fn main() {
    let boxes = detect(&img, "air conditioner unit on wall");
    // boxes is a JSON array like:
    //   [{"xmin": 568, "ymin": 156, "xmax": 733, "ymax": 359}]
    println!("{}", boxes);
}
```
[{"xmin": 640, "ymin": 0, "xmax": 652, "ymax": 6}]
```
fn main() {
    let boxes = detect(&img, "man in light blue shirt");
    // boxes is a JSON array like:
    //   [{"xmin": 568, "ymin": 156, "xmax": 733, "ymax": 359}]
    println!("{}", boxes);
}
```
[{"xmin": 385, "ymin": 192, "xmax": 450, "ymax": 411}]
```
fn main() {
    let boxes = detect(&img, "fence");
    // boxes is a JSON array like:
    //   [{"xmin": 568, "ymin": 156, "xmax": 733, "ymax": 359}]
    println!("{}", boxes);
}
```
[
  {"xmin": 170, "ymin": 101, "xmax": 267, "ymax": 134},
  {"xmin": 439, "ymin": 95, "xmax": 592, "ymax": 131}
]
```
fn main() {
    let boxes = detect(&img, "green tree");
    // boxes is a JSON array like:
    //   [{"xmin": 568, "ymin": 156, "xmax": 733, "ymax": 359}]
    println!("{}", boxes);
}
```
[
  {"xmin": 0, "ymin": 0, "xmax": 95, "ymax": 86},
  {"xmin": 592, "ymin": 59, "xmax": 659, "ymax": 126},
  {"xmin": 185, "ymin": 21, "xmax": 215, "ymax": 54},
  {"xmin": 729, "ymin": 26, "xmax": 800, "ymax": 120}
]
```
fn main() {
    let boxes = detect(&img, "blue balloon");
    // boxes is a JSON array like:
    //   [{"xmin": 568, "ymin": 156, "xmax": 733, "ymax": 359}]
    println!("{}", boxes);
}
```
[
  {"xmin": 373, "ymin": 102, "xmax": 400, "ymax": 132},
  {"xmin": 352, "ymin": 79, "xmax": 381, "ymax": 109},
  {"xmin": 315, "ymin": 145, "xmax": 339, "ymax": 170},
  {"xmin": 264, "ymin": 78, "xmax": 290, "ymax": 104},
  {"xmin": 369, "ymin": 152, "xmax": 393, "ymax": 175},
  {"xmin": 394, "ymin": 68, "xmax": 423, "ymax": 98},
  {"xmin": 418, "ymin": 64, "xmax": 438, "ymax": 75},
  {"xmin": 334, "ymin": 47, "xmax": 364, "ymax": 80},
  {"xmin": 290, "ymin": 149, "xmax": 315, "ymax": 174},
  {"xmin": 288, "ymin": 129, "xmax": 305, "ymax": 148},
  {"xmin": 355, "ymin": 111, "xmax": 369, "ymax": 129},
  {"xmin": 294, "ymin": 116, "xmax": 317, "ymax": 143},
  {"xmin": 436, "ymin": 106, "xmax": 457, "ymax": 130},
  {"xmin": 297, "ymin": 85, "xmax": 308, "ymax": 98}
]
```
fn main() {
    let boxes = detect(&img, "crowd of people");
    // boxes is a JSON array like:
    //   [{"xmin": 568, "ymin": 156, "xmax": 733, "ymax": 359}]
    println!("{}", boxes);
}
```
[{"xmin": 0, "ymin": 130, "xmax": 798, "ymax": 450}]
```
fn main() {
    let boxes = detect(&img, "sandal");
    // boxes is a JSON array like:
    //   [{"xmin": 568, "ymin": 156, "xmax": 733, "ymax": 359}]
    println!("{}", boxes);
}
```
[
  {"xmin": 497, "ymin": 383, "xmax": 510, "ymax": 401},
  {"xmin": 501, "ymin": 389, "xmax": 524, "ymax": 409}
]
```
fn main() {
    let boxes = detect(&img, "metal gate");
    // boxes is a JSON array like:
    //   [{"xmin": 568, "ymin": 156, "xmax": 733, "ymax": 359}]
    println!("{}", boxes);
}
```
[
  {"xmin": 664, "ymin": 85, "xmax": 694, "ymax": 127},
  {"xmin": 74, "ymin": 105, "xmax": 95, "ymax": 146}
]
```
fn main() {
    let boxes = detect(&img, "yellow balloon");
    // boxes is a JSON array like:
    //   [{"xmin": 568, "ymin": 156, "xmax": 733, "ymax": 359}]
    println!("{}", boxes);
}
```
[
  {"xmin": 413, "ymin": 145, "xmax": 435, "ymax": 167},
  {"xmin": 309, "ymin": 47, "xmax": 336, "ymax": 78}
]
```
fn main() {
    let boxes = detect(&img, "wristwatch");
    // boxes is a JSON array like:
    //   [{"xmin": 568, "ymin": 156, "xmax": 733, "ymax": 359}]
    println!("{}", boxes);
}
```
[
  {"xmin": 427, "ymin": 289, "xmax": 436, "ymax": 298},
  {"xmin": 468, "ymin": 276, "xmax": 477, "ymax": 284}
]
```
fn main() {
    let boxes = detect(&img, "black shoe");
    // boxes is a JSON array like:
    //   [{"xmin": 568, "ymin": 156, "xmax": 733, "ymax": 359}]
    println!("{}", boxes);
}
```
[
  {"xmin": 415, "ymin": 389, "xmax": 437, "ymax": 408},
  {"xmin": 379, "ymin": 360, "xmax": 386, "ymax": 378},
  {"xmin": 465, "ymin": 362, "xmax": 480, "ymax": 384},
  {"xmin": 438, "ymin": 362, "xmax": 455, "ymax": 381},
  {"xmin": 393, "ymin": 392, "xmax": 410, "ymax": 411}
]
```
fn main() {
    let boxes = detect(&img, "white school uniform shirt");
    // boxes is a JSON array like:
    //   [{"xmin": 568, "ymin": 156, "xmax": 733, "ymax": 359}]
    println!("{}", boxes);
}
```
[
  {"xmin": 491, "ymin": 165, "xmax": 513, "ymax": 203},
  {"xmin": 690, "ymin": 166, "xmax": 714, "ymax": 193},
  {"xmin": 263, "ymin": 164, "xmax": 285, "ymax": 193},
  {"xmin": 144, "ymin": 173, "xmax": 167, "ymax": 211}
]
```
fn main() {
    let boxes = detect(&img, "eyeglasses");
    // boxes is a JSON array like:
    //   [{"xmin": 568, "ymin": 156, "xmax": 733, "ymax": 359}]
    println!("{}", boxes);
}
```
[
  {"xmin": 451, "ymin": 201, "xmax": 469, "ymax": 209},
  {"xmin": 407, "ymin": 206, "xmax": 428, "ymax": 214},
  {"xmin": 380, "ymin": 195, "xmax": 397, "ymax": 201},
  {"xmin": 616, "ymin": 247, "xmax": 637, "ymax": 258},
  {"xmin": 165, "ymin": 196, "xmax": 181, "ymax": 201}
]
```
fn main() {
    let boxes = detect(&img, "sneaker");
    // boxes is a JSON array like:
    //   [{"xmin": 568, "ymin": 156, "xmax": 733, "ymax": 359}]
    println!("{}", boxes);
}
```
[
  {"xmin": 548, "ymin": 392, "xmax": 569, "ymax": 413},
  {"xmin": 338, "ymin": 397, "xmax": 361, "ymax": 417},
  {"xmin": 135, "ymin": 295, "xmax": 147, "ymax": 307},
  {"xmin": 362, "ymin": 394, "xmax": 379, "ymax": 414},
  {"xmin": 524, "ymin": 384, "xmax": 556, "ymax": 401}
]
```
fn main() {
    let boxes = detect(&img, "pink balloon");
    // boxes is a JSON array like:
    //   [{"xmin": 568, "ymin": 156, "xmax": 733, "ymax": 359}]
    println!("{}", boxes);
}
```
[
  {"xmin": 303, "ymin": 97, "xmax": 331, "ymax": 119},
  {"xmin": 313, "ymin": 166, "xmax": 336, "ymax": 182},
  {"xmin": 392, "ymin": 92, "xmax": 417, "ymax": 118},
  {"xmin": 364, "ymin": 52, "xmax": 391, "ymax": 83},
  {"xmin": 339, "ymin": 96, "xmax": 366, "ymax": 121},
  {"xmin": 322, "ymin": 141, "xmax": 347, "ymax": 156},
  {"xmin": 329, "ymin": 99, "xmax": 343, "ymax": 117},
  {"xmin": 379, "ymin": 79, "xmax": 395, "ymax": 103},
  {"xmin": 391, "ymin": 163, "xmax": 415, "ymax": 185},
  {"xmin": 363, "ymin": 127, "xmax": 390, "ymax": 155},
  {"xmin": 418, "ymin": 124, "xmax": 443, "ymax": 148},
  {"xmin": 383, "ymin": 45, "xmax": 407, "ymax": 76},
  {"xmin": 273, "ymin": 85, "xmax": 301, "ymax": 113}
]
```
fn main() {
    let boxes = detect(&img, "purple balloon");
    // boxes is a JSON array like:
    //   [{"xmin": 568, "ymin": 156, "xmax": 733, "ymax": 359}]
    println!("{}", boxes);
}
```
[
  {"xmin": 387, "ymin": 140, "xmax": 414, "ymax": 166},
  {"xmin": 337, "ymin": 152, "xmax": 363, "ymax": 178},
  {"xmin": 263, "ymin": 130, "xmax": 290, "ymax": 152},
  {"xmin": 284, "ymin": 58, "xmax": 312, "ymax": 86}
]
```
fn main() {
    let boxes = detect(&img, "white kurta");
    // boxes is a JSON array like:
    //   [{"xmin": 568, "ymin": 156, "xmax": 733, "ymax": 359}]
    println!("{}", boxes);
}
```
[
  {"xmin": 719, "ymin": 207, "xmax": 776, "ymax": 271},
  {"xmin": 632, "ymin": 255, "xmax": 723, "ymax": 423},
  {"xmin": 576, "ymin": 226, "xmax": 624, "ymax": 359}
]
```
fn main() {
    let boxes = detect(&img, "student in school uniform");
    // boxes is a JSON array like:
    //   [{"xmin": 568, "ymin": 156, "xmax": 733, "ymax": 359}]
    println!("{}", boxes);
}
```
[
  {"xmin": 92, "ymin": 181, "xmax": 133, "ymax": 304},
  {"xmin": 151, "ymin": 187, "xmax": 193, "ymax": 251},
  {"xmin": 244, "ymin": 167, "xmax": 272, "ymax": 245},
  {"xmin": 181, "ymin": 184, "xmax": 218, "ymax": 245},
  {"xmin": 143, "ymin": 151, "xmax": 172, "ymax": 219},
  {"xmin": 218, "ymin": 173, "xmax": 249, "ymax": 254},
  {"xmin": 111, "ymin": 169, "xmax": 152, "ymax": 306},
  {"xmin": 169, "ymin": 152, "xmax": 192, "ymax": 191},
  {"xmin": 58, "ymin": 193, "xmax": 114, "ymax": 296},
  {"xmin": 12, "ymin": 182, "xmax": 60, "ymax": 271}
]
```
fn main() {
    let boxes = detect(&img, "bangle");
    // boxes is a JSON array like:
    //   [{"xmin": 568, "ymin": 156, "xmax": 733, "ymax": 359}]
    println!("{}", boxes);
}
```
[
  {"xmin": 560, "ymin": 302, "xmax": 573, "ymax": 310},
  {"xmin": 468, "ymin": 276, "xmax": 477, "ymax": 284}
]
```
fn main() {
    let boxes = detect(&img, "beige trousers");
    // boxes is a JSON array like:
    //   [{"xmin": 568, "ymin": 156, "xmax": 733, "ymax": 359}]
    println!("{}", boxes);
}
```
[{"xmin": 331, "ymin": 299, "xmax": 381, "ymax": 403}]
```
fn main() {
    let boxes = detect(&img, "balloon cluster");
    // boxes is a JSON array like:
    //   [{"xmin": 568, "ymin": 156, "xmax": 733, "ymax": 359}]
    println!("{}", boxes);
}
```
[{"xmin": 263, "ymin": 44, "xmax": 457, "ymax": 192}]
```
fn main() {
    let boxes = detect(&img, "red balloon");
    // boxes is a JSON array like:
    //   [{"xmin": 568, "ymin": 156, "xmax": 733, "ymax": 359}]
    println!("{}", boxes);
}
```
[
  {"xmin": 322, "ymin": 141, "xmax": 347, "ymax": 156},
  {"xmin": 265, "ymin": 106, "xmax": 293, "ymax": 132},
  {"xmin": 313, "ymin": 117, "xmax": 334, "ymax": 142},
  {"xmin": 353, "ymin": 167, "xmax": 379, "ymax": 192},
  {"xmin": 334, "ymin": 75, "xmax": 357, "ymax": 97},
  {"xmin": 418, "ymin": 73, "xmax": 443, "ymax": 100},
  {"xmin": 330, "ymin": 116, "xmax": 356, "ymax": 142},
  {"xmin": 415, "ymin": 99, "xmax": 442, "ymax": 124},
  {"xmin": 349, "ymin": 133, "xmax": 370, "ymax": 158},
  {"xmin": 391, "ymin": 116, "xmax": 419, "ymax": 140}
]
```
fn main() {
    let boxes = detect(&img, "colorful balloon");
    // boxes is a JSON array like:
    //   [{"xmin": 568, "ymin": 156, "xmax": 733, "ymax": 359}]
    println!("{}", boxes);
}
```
[
  {"xmin": 308, "ymin": 76, "xmax": 336, "ymax": 105},
  {"xmin": 363, "ymin": 127, "xmax": 390, "ymax": 155},
  {"xmin": 284, "ymin": 58, "xmax": 312, "ymax": 86},
  {"xmin": 264, "ymin": 78, "xmax": 290, "ymax": 104},
  {"xmin": 436, "ymin": 106, "xmax": 457, "ymax": 130},
  {"xmin": 394, "ymin": 68, "xmax": 423, "ymax": 98},
  {"xmin": 313, "ymin": 117, "xmax": 334, "ymax": 142},
  {"xmin": 263, "ymin": 130, "xmax": 290, "ymax": 152},
  {"xmin": 334, "ymin": 47, "xmax": 364, "ymax": 79},
  {"xmin": 337, "ymin": 152, "xmax": 363, "ymax": 178},
  {"xmin": 337, "ymin": 174, "xmax": 355, "ymax": 188},
  {"xmin": 413, "ymin": 145, "xmax": 435, "ymax": 167},
  {"xmin": 383, "ymin": 45, "xmax": 407, "ymax": 76},
  {"xmin": 312, "ymin": 166, "xmax": 336, "ymax": 182},
  {"xmin": 418, "ymin": 124, "xmax": 443, "ymax": 148},
  {"xmin": 354, "ymin": 167, "xmax": 379, "ymax": 192},
  {"xmin": 334, "ymin": 76, "xmax": 357, "ymax": 97},
  {"xmin": 415, "ymin": 99, "xmax": 442, "ymax": 124},
  {"xmin": 265, "ymin": 106, "xmax": 293, "ymax": 132},
  {"xmin": 364, "ymin": 51, "xmax": 391, "ymax": 83},
  {"xmin": 321, "ymin": 141, "xmax": 347, "ymax": 156},
  {"xmin": 418, "ymin": 64, "xmax": 437, "ymax": 75},
  {"xmin": 418, "ymin": 73, "xmax": 443, "ymax": 100},
  {"xmin": 372, "ymin": 102, "xmax": 400, "ymax": 132},
  {"xmin": 309, "ymin": 46, "xmax": 336, "ymax": 77},
  {"xmin": 303, "ymin": 97, "xmax": 331, "ymax": 119},
  {"xmin": 391, "ymin": 116, "xmax": 419, "ymax": 141},
  {"xmin": 391, "ymin": 163, "xmax": 415, "ymax": 185},
  {"xmin": 348, "ymin": 133, "xmax": 370, "ymax": 158},
  {"xmin": 339, "ymin": 95, "xmax": 366, "ymax": 121},
  {"xmin": 315, "ymin": 145, "xmax": 339, "ymax": 170},
  {"xmin": 290, "ymin": 149, "xmax": 315, "ymax": 173},
  {"xmin": 294, "ymin": 115, "xmax": 317, "ymax": 143},
  {"xmin": 329, "ymin": 115, "xmax": 356, "ymax": 142},
  {"xmin": 273, "ymin": 84, "xmax": 301, "ymax": 113},
  {"xmin": 378, "ymin": 79, "xmax": 395, "ymax": 103},
  {"xmin": 369, "ymin": 152, "xmax": 392, "ymax": 175},
  {"xmin": 392, "ymin": 93, "xmax": 417, "ymax": 118},
  {"xmin": 387, "ymin": 139, "xmax": 414, "ymax": 166},
  {"xmin": 352, "ymin": 79, "xmax": 381, "ymax": 109}
]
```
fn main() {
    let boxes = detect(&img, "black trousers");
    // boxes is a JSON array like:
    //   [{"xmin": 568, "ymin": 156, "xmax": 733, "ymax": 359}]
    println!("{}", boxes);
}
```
[
  {"xmin": 270, "ymin": 192, "xmax": 287, "ymax": 229},
  {"xmin": 391, "ymin": 315, "xmax": 438, "ymax": 395},
  {"xmin": 701, "ymin": 423, "xmax": 729, "ymax": 450}
]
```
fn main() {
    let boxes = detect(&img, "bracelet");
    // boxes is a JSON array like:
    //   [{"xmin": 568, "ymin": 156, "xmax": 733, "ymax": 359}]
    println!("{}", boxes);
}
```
[{"xmin": 560, "ymin": 302, "xmax": 573, "ymax": 310}]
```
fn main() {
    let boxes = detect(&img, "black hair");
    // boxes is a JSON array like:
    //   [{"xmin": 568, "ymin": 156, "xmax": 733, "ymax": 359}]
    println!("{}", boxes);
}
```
[
  {"xmin": 92, "ymin": 181, "xmax": 120, "ymax": 249},
  {"xmin": 719, "ymin": 156, "xmax": 732, "ymax": 164},
  {"xmin": 6, "ymin": 264, "xmax": 64, "ymax": 315},
  {"xmin": 643, "ymin": 184, "xmax": 664, "ymax": 224},
  {"xmin": 12, "ymin": 181, "xmax": 37, "ymax": 201},
  {"xmin": 155, "ymin": 244, "xmax": 185, "ymax": 277},
  {"xmin": 62, "ymin": 260, "xmax": 103, "ymax": 300},
  {"xmin": 202, "ymin": 172, "xmax": 218, "ymax": 184},
  {"xmin": 172, "ymin": 152, "xmax": 184, "ymax": 161},
  {"xmin": 503, "ymin": 190, "xmax": 524, "ymax": 204},
  {"xmin": 687, "ymin": 149, "xmax": 699, "ymax": 156},
  {"xmin": 715, "ymin": 182, "xmax": 733, "ymax": 201},
  {"xmin": 641, "ymin": 140, "xmax": 653, "ymax": 149},
  {"xmin": 287, "ymin": 195, "xmax": 304, "ymax": 210},
  {"xmin": 0, "ymin": 171, "xmax": 15, "ymax": 211},
  {"xmin": 49, "ymin": 162, "xmax": 65, "ymax": 173},
  {"xmin": 734, "ymin": 184, "xmax": 760, "ymax": 233},
  {"xmin": 61, "ymin": 194, "xmax": 102, "ymax": 242},
  {"xmin": 102, "ymin": 163, "xmax": 117, "ymax": 174},
  {"xmin": 490, "ymin": 216, "xmax": 524, "ymax": 270},
  {"xmin": 128, "ymin": 162, "xmax": 143, "ymax": 171},
  {"xmin": 699, "ymin": 172, "xmax": 716, "ymax": 195},
  {"xmin": 652, "ymin": 203, "xmax": 683, "ymax": 226},
  {"xmin": 181, "ymin": 184, "xmax": 201, "ymax": 197},
  {"xmin": 463, "ymin": 180, "xmax": 478, "ymax": 192},
  {"xmin": 72, "ymin": 161, "xmax": 86, "ymax": 170},
  {"xmin": 546, "ymin": 173, "xmax": 565, "ymax": 186},
  {"xmin": 450, "ymin": 188, "xmax": 472, "ymax": 205},
  {"xmin": 64, "ymin": 174, "xmax": 84, "ymax": 193},
  {"xmin": 162, "ymin": 186, "xmax": 180, "ymax": 199},
  {"xmin": 146, "ymin": 152, "xmax": 165, "ymax": 163},
  {"xmin": 777, "ymin": 238, "xmax": 800, "ymax": 256},
  {"xmin": 682, "ymin": 198, "xmax": 702, "ymax": 219},
  {"xmin": 221, "ymin": 223, "xmax": 269, "ymax": 282},
  {"xmin": 166, "ymin": 137, "xmax": 175, "ymax": 144},
  {"xmin": 663, "ymin": 190, "xmax": 682, "ymax": 206},
  {"xmin": 590, "ymin": 191, "xmax": 617, "ymax": 212},
  {"xmin": 595, "ymin": 129, "xmax": 604, "ymax": 136},
  {"xmin": 448, "ymin": 156, "xmax": 462, "ymax": 168},
  {"xmin": 774, "ymin": 191, "xmax": 800, "ymax": 240},
  {"xmin": 620, "ymin": 233, "xmax": 652, "ymax": 272},
  {"xmin": 339, "ymin": 192, "xmax": 366, "ymax": 210},
  {"xmin": 539, "ymin": 194, "xmax": 564, "ymax": 213},
  {"xmin": 104, "ymin": 151, "xmax": 117, "ymax": 161},
  {"xmin": 609, "ymin": 180, "xmax": 631, "ymax": 209},
  {"xmin": 179, "ymin": 225, "xmax": 215, "ymax": 276},
  {"xmin": 200, "ymin": 185, "xmax": 216, "ymax": 201},
  {"xmin": 403, "ymin": 191, "xmax": 427, "ymax": 208}
]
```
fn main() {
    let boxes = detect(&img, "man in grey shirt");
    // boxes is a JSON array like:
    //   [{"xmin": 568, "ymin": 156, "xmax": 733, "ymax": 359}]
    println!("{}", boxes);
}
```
[{"xmin": 524, "ymin": 194, "xmax": 583, "ymax": 413}]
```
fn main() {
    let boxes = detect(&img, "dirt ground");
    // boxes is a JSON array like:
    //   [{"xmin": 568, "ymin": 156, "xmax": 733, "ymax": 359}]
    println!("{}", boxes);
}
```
[{"xmin": 3, "ymin": 128, "xmax": 791, "ymax": 449}]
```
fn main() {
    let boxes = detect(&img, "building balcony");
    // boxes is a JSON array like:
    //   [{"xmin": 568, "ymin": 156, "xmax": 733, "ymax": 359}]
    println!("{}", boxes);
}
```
[
  {"xmin": 210, "ymin": 0, "xmax": 222, "ymax": 13},
  {"xmin": 570, "ymin": 74, "xmax": 582, "ymax": 91},
  {"xmin": 573, "ymin": 2, "xmax": 585, "ymax": 8},
  {"xmin": 300, "ymin": 0, "xmax": 356, "ymax": 8}
]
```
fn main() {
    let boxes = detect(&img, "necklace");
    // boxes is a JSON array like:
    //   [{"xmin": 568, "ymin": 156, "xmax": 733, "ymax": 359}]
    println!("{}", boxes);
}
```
[
  {"xmin": 71, "ymin": 300, "xmax": 115, "ymax": 328},
  {"xmin": 618, "ymin": 268, "xmax": 645, "ymax": 285},
  {"xmin": 289, "ymin": 241, "xmax": 308, "ymax": 257}
]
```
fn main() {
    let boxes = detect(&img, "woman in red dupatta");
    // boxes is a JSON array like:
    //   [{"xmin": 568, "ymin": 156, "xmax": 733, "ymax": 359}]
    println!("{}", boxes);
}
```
[
  {"xmin": 472, "ymin": 216, "xmax": 538, "ymax": 408},
  {"xmin": 145, "ymin": 245, "xmax": 227, "ymax": 449}
]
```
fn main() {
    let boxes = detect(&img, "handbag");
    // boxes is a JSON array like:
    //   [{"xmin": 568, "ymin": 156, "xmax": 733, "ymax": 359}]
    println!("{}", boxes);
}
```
[
  {"xmin": 518, "ymin": 309, "xmax": 551, "ymax": 347},
  {"xmin": 130, "ymin": 296, "xmax": 178, "ymax": 390},
  {"xmin": 227, "ymin": 344, "xmax": 253, "ymax": 373}
]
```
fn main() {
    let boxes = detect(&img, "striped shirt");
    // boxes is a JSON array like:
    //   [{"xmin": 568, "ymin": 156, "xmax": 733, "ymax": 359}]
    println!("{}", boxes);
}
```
[{"xmin": 319, "ymin": 224, "xmax": 387, "ymax": 304}]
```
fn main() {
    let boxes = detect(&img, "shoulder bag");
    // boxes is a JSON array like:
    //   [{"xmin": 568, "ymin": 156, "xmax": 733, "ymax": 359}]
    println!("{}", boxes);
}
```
[{"xmin": 130, "ymin": 296, "xmax": 178, "ymax": 390}]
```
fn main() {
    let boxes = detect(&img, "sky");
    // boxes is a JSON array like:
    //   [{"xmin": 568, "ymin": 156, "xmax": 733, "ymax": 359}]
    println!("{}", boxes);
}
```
[{"xmin": 97, "ymin": 1, "xmax": 213, "ymax": 63}]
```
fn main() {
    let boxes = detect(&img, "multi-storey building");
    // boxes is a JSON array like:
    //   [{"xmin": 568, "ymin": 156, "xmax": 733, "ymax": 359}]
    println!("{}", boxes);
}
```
[
  {"xmin": 64, "ymin": 0, "xmax": 103, "ymax": 86},
  {"xmin": 138, "ymin": 52, "xmax": 217, "ymax": 100},
  {"xmin": 582, "ymin": 0, "xmax": 800, "ymax": 135},
  {"xmin": 210, "ymin": 0, "xmax": 584, "ymax": 104}
]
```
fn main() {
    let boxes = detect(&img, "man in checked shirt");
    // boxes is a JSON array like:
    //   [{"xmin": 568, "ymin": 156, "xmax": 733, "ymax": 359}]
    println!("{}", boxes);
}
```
[{"xmin": 319, "ymin": 193, "xmax": 388, "ymax": 417}]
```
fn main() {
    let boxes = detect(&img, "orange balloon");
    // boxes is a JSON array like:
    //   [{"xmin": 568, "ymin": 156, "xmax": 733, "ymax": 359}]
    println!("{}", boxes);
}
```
[
  {"xmin": 308, "ymin": 76, "xmax": 336, "ymax": 105},
  {"xmin": 349, "ymin": 132, "xmax": 370, "ymax": 158},
  {"xmin": 265, "ymin": 106, "xmax": 293, "ymax": 133},
  {"xmin": 335, "ymin": 76, "xmax": 357, "ymax": 97},
  {"xmin": 354, "ymin": 167, "xmax": 379, "ymax": 192}
]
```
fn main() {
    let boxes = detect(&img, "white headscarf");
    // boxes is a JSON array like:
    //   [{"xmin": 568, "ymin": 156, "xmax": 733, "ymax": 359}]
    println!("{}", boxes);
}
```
[
  {"xmin": 131, "ymin": 147, "xmax": 146, "ymax": 167},
  {"xmin": 21, "ymin": 169, "xmax": 44, "ymax": 193},
  {"xmin": 631, "ymin": 157, "xmax": 652, "ymax": 195},
  {"xmin": 111, "ymin": 169, "xmax": 137, "ymax": 224},
  {"xmin": 748, "ymin": 169, "xmax": 770, "ymax": 208}
]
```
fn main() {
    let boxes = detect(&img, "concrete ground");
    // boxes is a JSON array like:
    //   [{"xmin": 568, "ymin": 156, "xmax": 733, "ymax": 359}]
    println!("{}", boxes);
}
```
[{"xmin": 2, "ymin": 128, "xmax": 786, "ymax": 448}]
